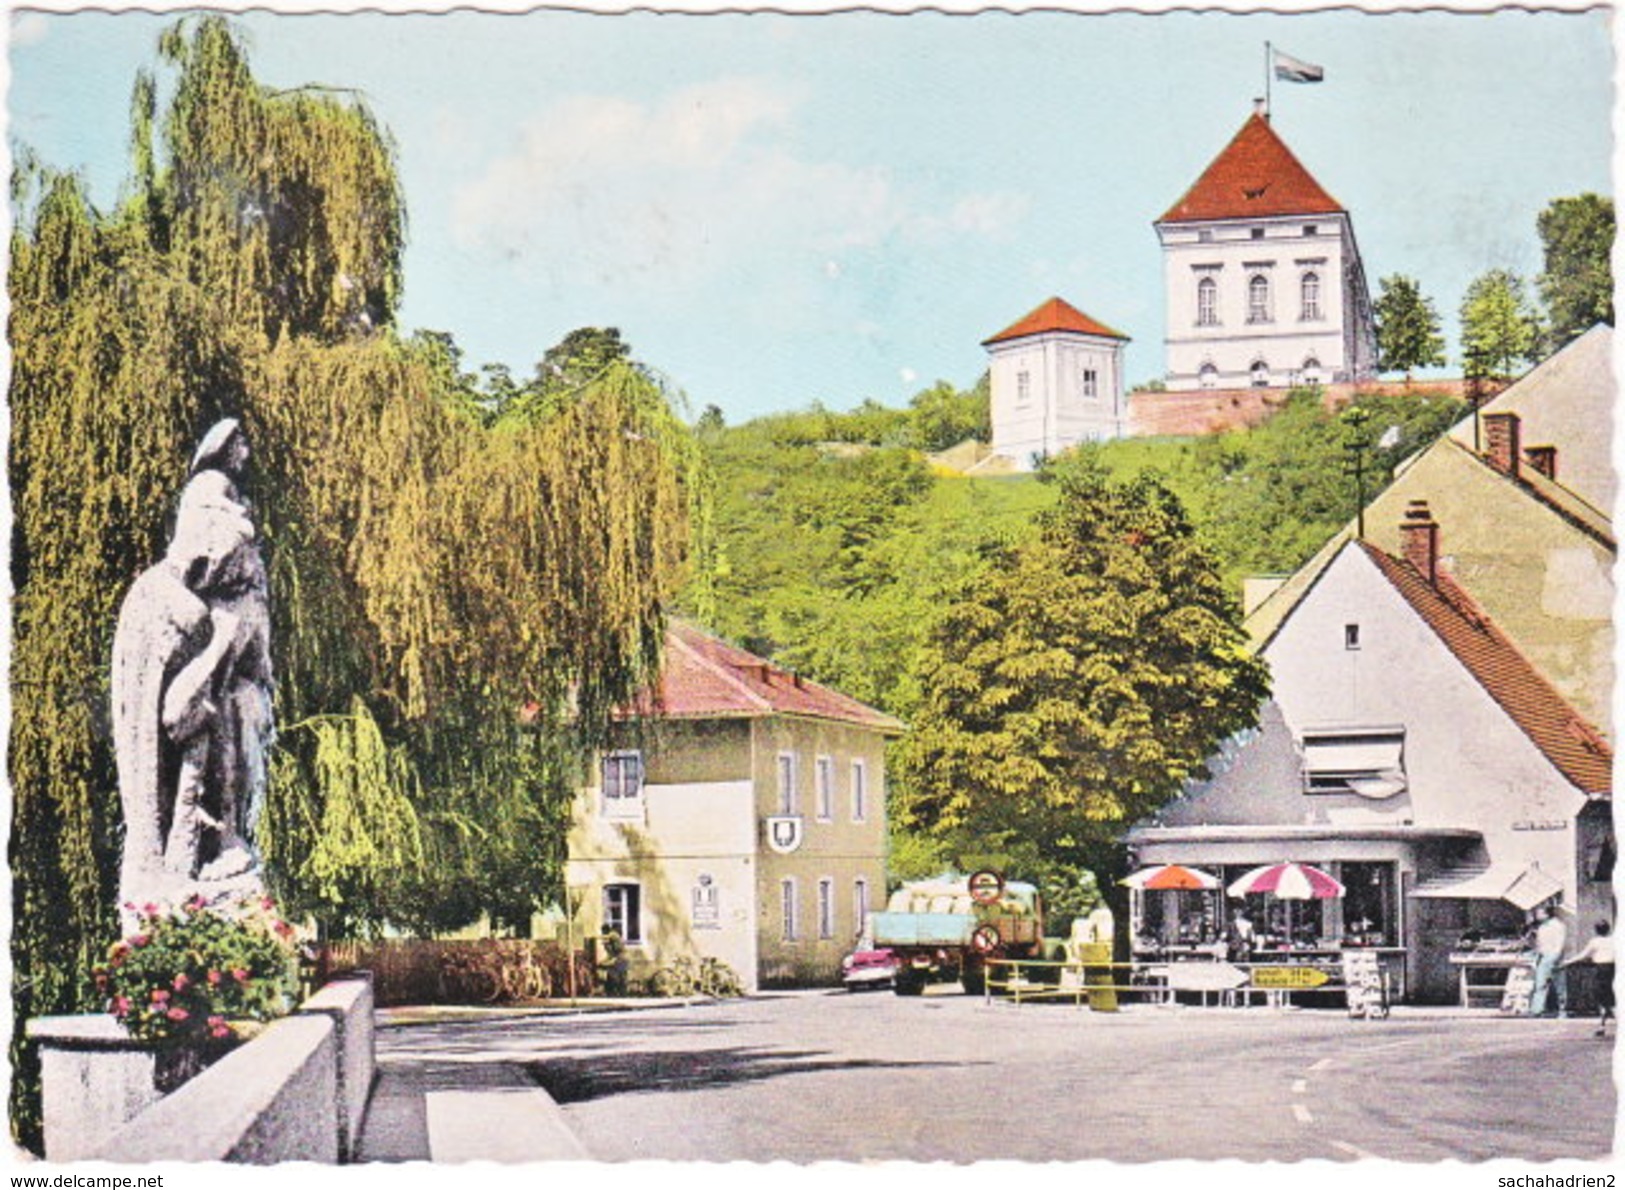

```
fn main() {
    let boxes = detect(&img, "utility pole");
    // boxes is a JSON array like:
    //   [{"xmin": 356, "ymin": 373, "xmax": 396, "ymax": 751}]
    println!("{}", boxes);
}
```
[{"xmin": 1341, "ymin": 407, "xmax": 1373, "ymax": 539}]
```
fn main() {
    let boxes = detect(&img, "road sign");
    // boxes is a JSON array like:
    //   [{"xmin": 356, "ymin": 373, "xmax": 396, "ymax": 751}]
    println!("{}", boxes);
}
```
[
  {"xmin": 1250, "ymin": 965, "xmax": 1331, "ymax": 990},
  {"xmin": 967, "ymin": 869, "xmax": 1005, "ymax": 905}
]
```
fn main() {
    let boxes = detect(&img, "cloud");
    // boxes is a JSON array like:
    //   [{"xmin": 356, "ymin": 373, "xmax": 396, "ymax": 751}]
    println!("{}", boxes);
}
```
[
  {"xmin": 451, "ymin": 77, "xmax": 1025, "ymax": 291},
  {"xmin": 11, "ymin": 13, "xmax": 49, "ymax": 47}
]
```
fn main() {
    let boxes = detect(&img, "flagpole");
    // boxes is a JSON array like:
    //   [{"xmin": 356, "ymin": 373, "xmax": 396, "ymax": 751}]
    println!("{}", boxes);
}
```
[{"xmin": 1264, "ymin": 40, "xmax": 1272, "ymax": 119}]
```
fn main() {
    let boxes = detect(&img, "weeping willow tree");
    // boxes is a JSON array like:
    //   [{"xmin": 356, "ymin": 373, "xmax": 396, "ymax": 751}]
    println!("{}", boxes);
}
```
[{"xmin": 10, "ymin": 16, "xmax": 704, "ymax": 1148}]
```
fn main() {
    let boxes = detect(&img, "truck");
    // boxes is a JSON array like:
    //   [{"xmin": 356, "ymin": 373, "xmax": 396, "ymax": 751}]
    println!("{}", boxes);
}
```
[{"xmin": 866, "ymin": 870, "xmax": 1045, "ymax": 996}]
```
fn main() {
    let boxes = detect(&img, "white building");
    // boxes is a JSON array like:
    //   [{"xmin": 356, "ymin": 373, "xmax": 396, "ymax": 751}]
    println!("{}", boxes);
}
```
[
  {"xmin": 1154, "ymin": 107, "xmax": 1376, "ymax": 392},
  {"xmin": 1127, "ymin": 507, "xmax": 1612, "ymax": 1003},
  {"xmin": 984, "ymin": 296, "xmax": 1129, "ymax": 469}
]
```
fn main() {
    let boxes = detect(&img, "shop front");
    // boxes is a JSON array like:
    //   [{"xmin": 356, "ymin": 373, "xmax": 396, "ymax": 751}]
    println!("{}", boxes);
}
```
[{"xmin": 1125, "ymin": 823, "xmax": 1489, "ymax": 1004}]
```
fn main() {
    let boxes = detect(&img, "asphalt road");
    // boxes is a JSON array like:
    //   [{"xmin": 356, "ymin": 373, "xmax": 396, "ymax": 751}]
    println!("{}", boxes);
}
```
[{"xmin": 371, "ymin": 989, "xmax": 1616, "ymax": 1164}]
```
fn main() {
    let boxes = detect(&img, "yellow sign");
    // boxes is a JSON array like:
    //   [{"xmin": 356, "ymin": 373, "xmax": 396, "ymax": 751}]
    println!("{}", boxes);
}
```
[{"xmin": 1251, "ymin": 966, "xmax": 1331, "ymax": 990}]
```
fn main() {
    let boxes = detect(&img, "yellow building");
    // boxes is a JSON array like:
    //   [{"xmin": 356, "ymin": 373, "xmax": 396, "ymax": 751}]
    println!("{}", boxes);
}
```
[
  {"xmin": 565, "ymin": 622, "xmax": 903, "ymax": 991},
  {"xmin": 1248, "ymin": 326, "xmax": 1615, "ymax": 738}
]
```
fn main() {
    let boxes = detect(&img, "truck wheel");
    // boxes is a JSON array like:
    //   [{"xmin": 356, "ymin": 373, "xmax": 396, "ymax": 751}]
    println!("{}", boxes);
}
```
[
  {"xmin": 894, "ymin": 970, "xmax": 925, "ymax": 996},
  {"xmin": 961, "ymin": 968, "xmax": 986, "ymax": 996}
]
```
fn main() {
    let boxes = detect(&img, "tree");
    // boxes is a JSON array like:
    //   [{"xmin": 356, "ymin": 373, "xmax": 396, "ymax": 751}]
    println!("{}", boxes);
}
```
[
  {"xmin": 1537, "ymin": 193, "xmax": 1614, "ymax": 350},
  {"xmin": 1460, "ymin": 269, "xmax": 1543, "ymax": 383},
  {"xmin": 1373, "ymin": 274, "xmax": 1447, "ymax": 380},
  {"xmin": 893, "ymin": 454, "xmax": 1269, "ymax": 872},
  {"xmin": 9, "ymin": 16, "xmax": 703, "ymax": 1147},
  {"xmin": 906, "ymin": 376, "xmax": 990, "ymax": 452},
  {"xmin": 533, "ymin": 326, "xmax": 632, "ymax": 394}
]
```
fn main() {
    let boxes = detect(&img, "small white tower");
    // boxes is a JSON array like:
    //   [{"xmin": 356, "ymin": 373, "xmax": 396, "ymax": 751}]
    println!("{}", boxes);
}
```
[{"xmin": 984, "ymin": 296, "xmax": 1129, "ymax": 470}]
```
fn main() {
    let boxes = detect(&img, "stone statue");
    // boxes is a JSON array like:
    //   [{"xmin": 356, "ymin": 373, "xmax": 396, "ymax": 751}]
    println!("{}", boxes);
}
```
[{"xmin": 112, "ymin": 420, "xmax": 273, "ymax": 928}]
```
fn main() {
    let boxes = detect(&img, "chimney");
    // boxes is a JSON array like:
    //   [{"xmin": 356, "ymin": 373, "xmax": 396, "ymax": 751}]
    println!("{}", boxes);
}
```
[
  {"xmin": 1524, "ymin": 445, "xmax": 1557, "ymax": 481},
  {"xmin": 1482, "ymin": 411, "xmax": 1522, "ymax": 480},
  {"xmin": 1401, "ymin": 500, "xmax": 1440, "ymax": 585},
  {"xmin": 1254, "ymin": 97, "xmax": 1269, "ymax": 119}
]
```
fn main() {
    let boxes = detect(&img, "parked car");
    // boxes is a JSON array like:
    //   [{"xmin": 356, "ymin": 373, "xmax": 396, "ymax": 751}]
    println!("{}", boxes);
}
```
[{"xmin": 840, "ymin": 947, "xmax": 900, "ymax": 991}]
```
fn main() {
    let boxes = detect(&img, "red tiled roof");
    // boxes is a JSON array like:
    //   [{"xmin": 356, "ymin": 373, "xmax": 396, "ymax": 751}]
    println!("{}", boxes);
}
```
[
  {"xmin": 983, "ymin": 296, "xmax": 1128, "ymax": 346},
  {"xmin": 627, "ymin": 622, "xmax": 905, "ymax": 734},
  {"xmin": 1361, "ymin": 542, "xmax": 1612, "ymax": 796},
  {"xmin": 1158, "ymin": 113, "xmax": 1343, "ymax": 224}
]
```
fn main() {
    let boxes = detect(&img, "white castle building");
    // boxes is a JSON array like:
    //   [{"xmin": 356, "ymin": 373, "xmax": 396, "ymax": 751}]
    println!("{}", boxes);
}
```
[
  {"xmin": 1154, "ymin": 106, "xmax": 1376, "ymax": 392},
  {"xmin": 983, "ymin": 296, "xmax": 1129, "ymax": 469}
]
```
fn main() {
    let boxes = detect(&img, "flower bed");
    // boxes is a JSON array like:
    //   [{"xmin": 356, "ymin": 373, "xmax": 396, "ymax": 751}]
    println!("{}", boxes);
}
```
[{"xmin": 96, "ymin": 895, "xmax": 300, "ymax": 1056}]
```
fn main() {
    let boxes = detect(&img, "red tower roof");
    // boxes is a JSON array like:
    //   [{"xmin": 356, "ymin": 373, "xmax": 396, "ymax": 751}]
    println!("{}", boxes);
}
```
[
  {"xmin": 1158, "ymin": 113, "xmax": 1344, "ymax": 225},
  {"xmin": 983, "ymin": 296, "xmax": 1128, "ymax": 346}
]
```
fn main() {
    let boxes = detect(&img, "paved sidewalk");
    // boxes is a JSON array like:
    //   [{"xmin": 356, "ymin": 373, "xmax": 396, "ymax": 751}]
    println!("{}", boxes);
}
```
[{"xmin": 357, "ymin": 998, "xmax": 703, "ymax": 1161}]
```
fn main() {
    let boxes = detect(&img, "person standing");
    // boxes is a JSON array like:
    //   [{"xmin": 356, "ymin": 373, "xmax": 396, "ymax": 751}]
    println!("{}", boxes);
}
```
[
  {"xmin": 1561, "ymin": 921, "xmax": 1615, "ymax": 1036},
  {"xmin": 1528, "ymin": 905, "xmax": 1570, "ymax": 1018}
]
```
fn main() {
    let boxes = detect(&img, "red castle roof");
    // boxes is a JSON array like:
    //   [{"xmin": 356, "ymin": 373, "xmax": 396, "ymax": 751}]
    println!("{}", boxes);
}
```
[
  {"xmin": 1158, "ymin": 113, "xmax": 1343, "ymax": 225},
  {"xmin": 1361, "ymin": 542, "xmax": 1612, "ymax": 797},
  {"xmin": 983, "ymin": 296, "xmax": 1128, "ymax": 346},
  {"xmin": 626, "ymin": 621, "xmax": 905, "ymax": 734}
]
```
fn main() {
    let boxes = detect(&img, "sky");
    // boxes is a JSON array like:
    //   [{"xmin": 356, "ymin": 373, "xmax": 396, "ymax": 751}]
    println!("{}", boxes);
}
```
[{"xmin": 5, "ymin": 5, "xmax": 1615, "ymax": 426}]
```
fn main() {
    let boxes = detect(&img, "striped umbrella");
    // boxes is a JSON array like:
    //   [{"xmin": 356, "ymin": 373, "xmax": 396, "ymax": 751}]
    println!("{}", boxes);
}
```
[
  {"xmin": 1120, "ymin": 864, "xmax": 1222, "ymax": 891},
  {"xmin": 1227, "ymin": 862, "xmax": 1345, "ymax": 901}
]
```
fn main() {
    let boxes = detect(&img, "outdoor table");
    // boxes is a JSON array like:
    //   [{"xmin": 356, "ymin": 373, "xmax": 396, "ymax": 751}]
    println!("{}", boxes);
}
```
[{"xmin": 1449, "ymin": 950, "xmax": 1531, "ymax": 1007}]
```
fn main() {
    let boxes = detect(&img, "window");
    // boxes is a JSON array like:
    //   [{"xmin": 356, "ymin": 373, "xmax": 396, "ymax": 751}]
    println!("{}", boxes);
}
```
[
  {"xmin": 1338, "ymin": 862, "xmax": 1398, "ymax": 946},
  {"xmin": 1198, "ymin": 229, "xmax": 1214, "ymax": 244},
  {"xmin": 1344, "ymin": 623, "xmax": 1361, "ymax": 650},
  {"xmin": 1250, "ymin": 359, "xmax": 1270, "ymax": 387},
  {"xmin": 854, "ymin": 878, "xmax": 870, "ymax": 936},
  {"xmin": 1301, "ymin": 272, "xmax": 1322, "ymax": 321},
  {"xmin": 1302, "ymin": 357, "xmax": 1323, "ymax": 385},
  {"xmin": 602, "ymin": 751, "xmax": 644, "ymax": 818},
  {"xmin": 777, "ymin": 752, "xmax": 797, "ymax": 815},
  {"xmin": 1304, "ymin": 224, "xmax": 1319, "ymax": 237},
  {"xmin": 815, "ymin": 756, "xmax": 834, "ymax": 821},
  {"xmin": 851, "ymin": 760, "xmax": 868, "ymax": 822},
  {"xmin": 1199, "ymin": 363, "xmax": 1219, "ymax": 390},
  {"xmin": 781, "ymin": 878, "xmax": 799, "ymax": 941},
  {"xmin": 817, "ymin": 877, "xmax": 835, "ymax": 939},
  {"xmin": 1196, "ymin": 277, "xmax": 1218, "ymax": 327},
  {"xmin": 1302, "ymin": 727, "xmax": 1406, "ymax": 798},
  {"xmin": 1247, "ymin": 274, "xmax": 1271, "ymax": 324},
  {"xmin": 1016, "ymin": 370, "xmax": 1031, "ymax": 403},
  {"xmin": 1081, "ymin": 368, "xmax": 1099, "ymax": 399},
  {"xmin": 1251, "ymin": 227, "xmax": 1265, "ymax": 240},
  {"xmin": 603, "ymin": 883, "xmax": 642, "ymax": 944}
]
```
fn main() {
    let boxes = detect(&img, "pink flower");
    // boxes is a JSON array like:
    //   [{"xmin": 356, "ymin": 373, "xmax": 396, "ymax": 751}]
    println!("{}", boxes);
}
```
[
  {"xmin": 260, "ymin": 896, "xmax": 276, "ymax": 912},
  {"xmin": 172, "ymin": 973, "xmax": 191, "ymax": 991},
  {"xmin": 165, "ymin": 1007, "xmax": 189, "ymax": 1022},
  {"xmin": 183, "ymin": 894, "xmax": 207, "ymax": 912},
  {"xmin": 273, "ymin": 920, "xmax": 294, "ymax": 939},
  {"xmin": 207, "ymin": 969, "xmax": 223, "ymax": 986},
  {"xmin": 207, "ymin": 1015, "xmax": 230, "ymax": 1040},
  {"xmin": 130, "ymin": 934, "xmax": 150, "ymax": 948},
  {"xmin": 141, "ymin": 903, "xmax": 159, "ymax": 917},
  {"xmin": 231, "ymin": 968, "xmax": 251, "ymax": 984},
  {"xmin": 111, "ymin": 996, "xmax": 132, "ymax": 1018},
  {"xmin": 150, "ymin": 988, "xmax": 170, "ymax": 1004}
]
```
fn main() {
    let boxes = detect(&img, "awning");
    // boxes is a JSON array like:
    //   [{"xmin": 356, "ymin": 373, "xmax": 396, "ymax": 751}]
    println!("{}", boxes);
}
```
[
  {"xmin": 1411, "ymin": 862, "xmax": 1564, "ymax": 911},
  {"xmin": 1303, "ymin": 737, "xmax": 1403, "ymax": 775}
]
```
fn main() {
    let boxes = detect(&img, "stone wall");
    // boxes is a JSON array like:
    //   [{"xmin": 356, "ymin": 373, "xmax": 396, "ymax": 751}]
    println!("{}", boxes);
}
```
[{"xmin": 33, "ymin": 975, "xmax": 375, "ymax": 1164}]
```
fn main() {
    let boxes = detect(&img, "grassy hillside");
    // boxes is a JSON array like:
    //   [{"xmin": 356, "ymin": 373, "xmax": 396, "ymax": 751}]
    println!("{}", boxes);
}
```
[{"xmin": 682, "ymin": 385, "xmax": 1465, "ymax": 721}]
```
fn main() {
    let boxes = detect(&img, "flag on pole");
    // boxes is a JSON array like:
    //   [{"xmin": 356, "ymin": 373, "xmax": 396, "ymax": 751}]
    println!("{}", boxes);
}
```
[{"xmin": 1273, "ymin": 48, "xmax": 1325, "ymax": 84}]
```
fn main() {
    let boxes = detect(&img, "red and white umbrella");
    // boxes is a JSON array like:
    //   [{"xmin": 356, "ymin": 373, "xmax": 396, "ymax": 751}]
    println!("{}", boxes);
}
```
[
  {"xmin": 1227, "ymin": 862, "xmax": 1345, "ymax": 901},
  {"xmin": 1120, "ymin": 864, "xmax": 1222, "ymax": 892}
]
